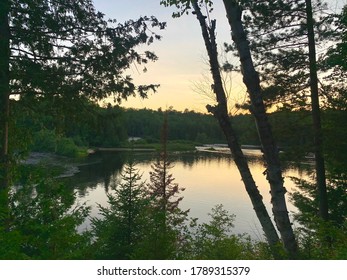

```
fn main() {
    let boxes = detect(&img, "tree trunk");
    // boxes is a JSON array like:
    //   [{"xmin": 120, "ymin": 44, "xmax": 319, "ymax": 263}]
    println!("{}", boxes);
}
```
[
  {"xmin": 222, "ymin": 0, "xmax": 297, "ymax": 257},
  {"xmin": 0, "ymin": 0, "xmax": 10, "ymax": 191},
  {"xmin": 191, "ymin": 1, "xmax": 281, "ymax": 257},
  {"xmin": 0, "ymin": 0, "xmax": 10, "ymax": 230},
  {"xmin": 305, "ymin": 0, "xmax": 329, "ymax": 221}
]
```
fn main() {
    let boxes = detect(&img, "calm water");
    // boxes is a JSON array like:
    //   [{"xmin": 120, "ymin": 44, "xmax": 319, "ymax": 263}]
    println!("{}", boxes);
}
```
[{"xmin": 67, "ymin": 150, "xmax": 312, "ymax": 240}]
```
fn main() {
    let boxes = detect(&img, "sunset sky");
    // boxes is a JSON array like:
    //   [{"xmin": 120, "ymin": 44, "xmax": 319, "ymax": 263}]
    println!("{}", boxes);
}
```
[{"xmin": 93, "ymin": 0, "xmax": 345, "ymax": 112}]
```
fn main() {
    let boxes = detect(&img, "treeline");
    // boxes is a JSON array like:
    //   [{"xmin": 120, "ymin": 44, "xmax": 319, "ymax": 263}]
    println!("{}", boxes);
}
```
[{"xmin": 12, "ymin": 99, "xmax": 346, "ymax": 162}]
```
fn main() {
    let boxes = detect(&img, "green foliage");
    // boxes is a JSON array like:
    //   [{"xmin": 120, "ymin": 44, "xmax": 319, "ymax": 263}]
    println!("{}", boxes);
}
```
[
  {"xmin": 31, "ymin": 129, "xmax": 82, "ymax": 157},
  {"xmin": 0, "ymin": 227, "xmax": 29, "ymax": 259},
  {"xmin": 184, "ymin": 205, "xmax": 271, "ymax": 259},
  {"xmin": 290, "ymin": 172, "xmax": 347, "ymax": 259},
  {"xmin": 325, "ymin": 5, "xmax": 347, "ymax": 71},
  {"xmin": 132, "ymin": 209, "xmax": 180, "ymax": 259},
  {"xmin": 0, "ymin": 165, "xmax": 91, "ymax": 260},
  {"xmin": 291, "ymin": 173, "xmax": 347, "ymax": 228},
  {"xmin": 0, "ymin": 189, "xmax": 25, "ymax": 259},
  {"xmin": 295, "ymin": 219, "xmax": 347, "ymax": 259},
  {"xmin": 56, "ymin": 137, "xmax": 80, "ymax": 157}
]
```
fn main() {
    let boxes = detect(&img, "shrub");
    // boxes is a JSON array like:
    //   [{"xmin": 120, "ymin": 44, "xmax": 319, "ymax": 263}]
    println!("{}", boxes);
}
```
[{"xmin": 56, "ymin": 137, "xmax": 80, "ymax": 157}]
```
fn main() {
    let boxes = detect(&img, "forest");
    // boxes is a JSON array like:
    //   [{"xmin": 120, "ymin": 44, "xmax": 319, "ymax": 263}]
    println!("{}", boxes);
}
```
[
  {"xmin": 13, "ymin": 100, "xmax": 345, "ymax": 162},
  {"xmin": 0, "ymin": 0, "xmax": 346, "ymax": 260}
]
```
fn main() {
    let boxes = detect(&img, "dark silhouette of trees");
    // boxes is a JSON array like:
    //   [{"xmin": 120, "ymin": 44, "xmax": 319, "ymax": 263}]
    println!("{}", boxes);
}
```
[
  {"xmin": 160, "ymin": 0, "xmax": 299, "ymax": 257},
  {"xmin": 0, "ymin": 0, "xmax": 166, "ymax": 189},
  {"xmin": 305, "ymin": 0, "xmax": 328, "ymax": 221},
  {"xmin": 236, "ymin": 0, "xmax": 342, "ymax": 222}
]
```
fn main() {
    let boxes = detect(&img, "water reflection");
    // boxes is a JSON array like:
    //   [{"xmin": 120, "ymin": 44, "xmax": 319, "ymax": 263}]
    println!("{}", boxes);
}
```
[{"xmin": 69, "ymin": 150, "xmax": 312, "ymax": 239}]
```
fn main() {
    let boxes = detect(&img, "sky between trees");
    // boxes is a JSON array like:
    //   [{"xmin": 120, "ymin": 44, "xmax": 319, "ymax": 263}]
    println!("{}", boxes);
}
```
[{"xmin": 93, "ymin": 0, "xmax": 346, "ymax": 112}]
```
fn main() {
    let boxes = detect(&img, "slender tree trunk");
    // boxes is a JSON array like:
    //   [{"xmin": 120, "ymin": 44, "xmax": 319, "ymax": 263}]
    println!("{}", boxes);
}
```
[
  {"xmin": 305, "ymin": 0, "xmax": 329, "ymax": 221},
  {"xmin": 0, "ymin": 0, "xmax": 10, "ymax": 191},
  {"xmin": 222, "ymin": 0, "xmax": 297, "ymax": 257},
  {"xmin": 191, "ymin": 1, "xmax": 281, "ymax": 257},
  {"xmin": 0, "ymin": 0, "xmax": 10, "ymax": 231}
]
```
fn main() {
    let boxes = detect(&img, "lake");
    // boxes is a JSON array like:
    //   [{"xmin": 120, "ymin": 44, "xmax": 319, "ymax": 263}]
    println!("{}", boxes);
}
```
[{"xmin": 65, "ymin": 149, "xmax": 312, "ymax": 240}]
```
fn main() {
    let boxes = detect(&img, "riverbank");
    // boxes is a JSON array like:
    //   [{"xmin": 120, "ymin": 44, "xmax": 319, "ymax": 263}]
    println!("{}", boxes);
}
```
[{"xmin": 22, "ymin": 152, "xmax": 85, "ymax": 178}]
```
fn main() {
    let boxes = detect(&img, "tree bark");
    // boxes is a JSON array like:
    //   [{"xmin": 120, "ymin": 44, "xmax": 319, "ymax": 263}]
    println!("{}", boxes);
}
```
[
  {"xmin": 0, "ymin": 0, "xmax": 10, "ymax": 191},
  {"xmin": 191, "ymin": 1, "xmax": 281, "ymax": 257},
  {"xmin": 222, "ymin": 0, "xmax": 297, "ymax": 257},
  {"xmin": 305, "ymin": 0, "xmax": 329, "ymax": 221}
]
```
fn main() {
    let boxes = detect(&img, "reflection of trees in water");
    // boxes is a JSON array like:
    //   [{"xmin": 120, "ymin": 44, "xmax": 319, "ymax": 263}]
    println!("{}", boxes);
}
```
[
  {"xmin": 169, "ymin": 152, "xmax": 264, "ymax": 169},
  {"xmin": 65, "ymin": 151, "xmax": 313, "ymax": 196},
  {"xmin": 64, "ymin": 152, "xmax": 128, "ymax": 195}
]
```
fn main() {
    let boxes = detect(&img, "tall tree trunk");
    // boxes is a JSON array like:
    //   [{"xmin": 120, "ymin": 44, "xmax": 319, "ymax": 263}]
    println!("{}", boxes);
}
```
[
  {"xmin": 191, "ymin": 1, "xmax": 281, "ymax": 257},
  {"xmin": 0, "ymin": 0, "xmax": 10, "ymax": 230},
  {"xmin": 305, "ymin": 0, "xmax": 329, "ymax": 221},
  {"xmin": 222, "ymin": 0, "xmax": 297, "ymax": 257},
  {"xmin": 0, "ymin": 0, "xmax": 10, "ymax": 191}
]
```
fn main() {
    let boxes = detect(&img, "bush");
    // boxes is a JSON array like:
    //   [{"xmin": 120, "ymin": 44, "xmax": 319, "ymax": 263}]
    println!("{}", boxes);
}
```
[
  {"xmin": 6, "ymin": 169, "xmax": 91, "ymax": 260},
  {"xmin": 56, "ymin": 137, "xmax": 80, "ymax": 157},
  {"xmin": 184, "ymin": 205, "xmax": 271, "ymax": 260},
  {"xmin": 31, "ymin": 129, "xmax": 83, "ymax": 157}
]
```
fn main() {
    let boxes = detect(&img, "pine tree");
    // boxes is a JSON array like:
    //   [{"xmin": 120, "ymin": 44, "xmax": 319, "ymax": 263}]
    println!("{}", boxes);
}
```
[
  {"xmin": 141, "ymin": 111, "xmax": 188, "ymax": 259},
  {"xmin": 92, "ymin": 161, "xmax": 149, "ymax": 259},
  {"xmin": 147, "ymin": 112, "xmax": 187, "ymax": 223}
]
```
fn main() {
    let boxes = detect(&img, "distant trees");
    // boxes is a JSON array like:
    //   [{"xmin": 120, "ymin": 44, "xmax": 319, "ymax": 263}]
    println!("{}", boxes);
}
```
[
  {"xmin": 125, "ymin": 108, "xmax": 227, "ymax": 143},
  {"xmin": 15, "ymin": 99, "xmax": 320, "ymax": 153}
]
